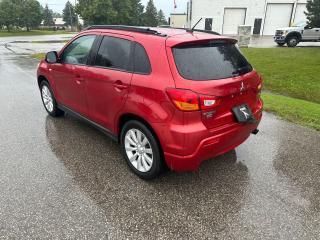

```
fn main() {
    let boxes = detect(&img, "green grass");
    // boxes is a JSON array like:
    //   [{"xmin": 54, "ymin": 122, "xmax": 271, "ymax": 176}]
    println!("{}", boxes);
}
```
[
  {"xmin": 242, "ymin": 48, "xmax": 320, "ymax": 104},
  {"xmin": 262, "ymin": 93, "xmax": 320, "ymax": 131},
  {"xmin": 31, "ymin": 53, "xmax": 46, "ymax": 60},
  {"xmin": 0, "ymin": 30, "xmax": 75, "ymax": 37}
]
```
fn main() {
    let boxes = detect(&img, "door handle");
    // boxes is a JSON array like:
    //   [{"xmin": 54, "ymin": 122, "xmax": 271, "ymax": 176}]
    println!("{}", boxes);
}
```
[
  {"xmin": 316, "ymin": 30, "xmax": 319, "ymax": 32},
  {"xmin": 113, "ymin": 81, "xmax": 128, "ymax": 91},
  {"xmin": 75, "ymin": 74, "xmax": 84, "ymax": 85}
]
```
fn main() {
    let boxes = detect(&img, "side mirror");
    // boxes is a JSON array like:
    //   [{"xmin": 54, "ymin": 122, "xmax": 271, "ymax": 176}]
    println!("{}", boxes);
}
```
[
  {"xmin": 304, "ymin": 25, "xmax": 312, "ymax": 30},
  {"xmin": 45, "ymin": 51, "xmax": 58, "ymax": 64}
]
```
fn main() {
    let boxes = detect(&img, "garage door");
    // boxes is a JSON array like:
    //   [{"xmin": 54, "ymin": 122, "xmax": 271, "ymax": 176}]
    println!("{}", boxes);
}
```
[
  {"xmin": 223, "ymin": 8, "xmax": 246, "ymax": 35},
  {"xmin": 263, "ymin": 4, "xmax": 293, "ymax": 35},
  {"xmin": 294, "ymin": 3, "xmax": 307, "ymax": 23}
]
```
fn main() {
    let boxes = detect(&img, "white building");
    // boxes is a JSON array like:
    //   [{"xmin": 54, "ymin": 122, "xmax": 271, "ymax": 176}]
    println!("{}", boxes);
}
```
[
  {"xmin": 170, "ymin": 13, "xmax": 187, "ymax": 28},
  {"xmin": 186, "ymin": 0, "xmax": 308, "ymax": 35}
]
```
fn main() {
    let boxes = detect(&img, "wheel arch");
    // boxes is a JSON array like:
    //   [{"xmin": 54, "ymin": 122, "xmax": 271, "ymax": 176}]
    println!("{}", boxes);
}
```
[
  {"xmin": 118, "ymin": 113, "xmax": 158, "ymax": 142},
  {"xmin": 117, "ymin": 113, "xmax": 167, "ymax": 166},
  {"xmin": 285, "ymin": 31, "xmax": 302, "ymax": 41},
  {"xmin": 38, "ymin": 75, "xmax": 48, "ymax": 88}
]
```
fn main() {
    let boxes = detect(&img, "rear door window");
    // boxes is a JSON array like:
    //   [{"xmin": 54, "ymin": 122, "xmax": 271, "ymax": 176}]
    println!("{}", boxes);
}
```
[
  {"xmin": 95, "ymin": 36, "xmax": 132, "ymax": 72},
  {"xmin": 172, "ymin": 41, "xmax": 252, "ymax": 80}
]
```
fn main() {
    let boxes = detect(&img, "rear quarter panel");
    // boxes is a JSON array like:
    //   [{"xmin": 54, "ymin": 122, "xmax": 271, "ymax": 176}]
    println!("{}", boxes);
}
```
[{"xmin": 114, "ymin": 35, "xmax": 176, "ymax": 148}]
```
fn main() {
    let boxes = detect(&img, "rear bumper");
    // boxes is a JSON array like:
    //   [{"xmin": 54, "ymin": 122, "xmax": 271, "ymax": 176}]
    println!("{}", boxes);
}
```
[{"xmin": 163, "ymin": 109, "xmax": 262, "ymax": 172}]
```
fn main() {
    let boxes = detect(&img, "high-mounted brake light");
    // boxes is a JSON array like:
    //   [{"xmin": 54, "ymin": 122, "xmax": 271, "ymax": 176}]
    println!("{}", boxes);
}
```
[{"xmin": 166, "ymin": 89, "xmax": 199, "ymax": 111}]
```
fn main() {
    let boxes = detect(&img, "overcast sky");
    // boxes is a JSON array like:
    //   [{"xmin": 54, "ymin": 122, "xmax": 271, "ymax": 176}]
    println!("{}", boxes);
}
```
[{"xmin": 38, "ymin": 0, "xmax": 188, "ymax": 18}]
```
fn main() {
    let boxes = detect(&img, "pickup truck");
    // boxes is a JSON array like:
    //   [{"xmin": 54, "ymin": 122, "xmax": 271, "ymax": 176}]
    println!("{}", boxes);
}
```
[{"xmin": 274, "ymin": 21, "xmax": 320, "ymax": 47}]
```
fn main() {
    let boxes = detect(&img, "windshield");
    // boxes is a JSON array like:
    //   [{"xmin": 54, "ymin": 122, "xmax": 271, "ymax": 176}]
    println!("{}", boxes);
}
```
[
  {"xmin": 292, "ymin": 21, "xmax": 307, "ymax": 27},
  {"xmin": 172, "ymin": 41, "xmax": 252, "ymax": 80}
]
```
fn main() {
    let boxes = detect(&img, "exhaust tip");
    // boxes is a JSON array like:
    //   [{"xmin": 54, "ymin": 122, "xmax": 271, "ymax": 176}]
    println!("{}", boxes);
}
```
[{"xmin": 252, "ymin": 129, "xmax": 259, "ymax": 135}]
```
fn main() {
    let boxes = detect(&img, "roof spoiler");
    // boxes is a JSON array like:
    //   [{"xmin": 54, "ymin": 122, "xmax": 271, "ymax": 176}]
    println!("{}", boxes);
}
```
[
  {"xmin": 167, "ymin": 38, "xmax": 238, "ymax": 48},
  {"xmin": 158, "ymin": 26, "xmax": 221, "ymax": 36}
]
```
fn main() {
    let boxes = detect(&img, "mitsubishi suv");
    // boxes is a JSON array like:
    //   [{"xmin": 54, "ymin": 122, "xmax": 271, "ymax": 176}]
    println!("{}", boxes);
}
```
[
  {"xmin": 37, "ymin": 25, "xmax": 263, "ymax": 179},
  {"xmin": 274, "ymin": 21, "xmax": 320, "ymax": 47}
]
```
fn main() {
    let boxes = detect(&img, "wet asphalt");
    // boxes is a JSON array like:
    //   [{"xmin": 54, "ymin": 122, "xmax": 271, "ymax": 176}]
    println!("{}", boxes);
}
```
[{"xmin": 0, "ymin": 35, "xmax": 320, "ymax": 239}]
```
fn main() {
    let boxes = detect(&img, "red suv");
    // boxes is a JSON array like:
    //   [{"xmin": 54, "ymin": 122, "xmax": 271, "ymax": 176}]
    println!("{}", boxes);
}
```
[{"xmin": 37, "ymin": 26, "xmax": 263, "ymax": 179}]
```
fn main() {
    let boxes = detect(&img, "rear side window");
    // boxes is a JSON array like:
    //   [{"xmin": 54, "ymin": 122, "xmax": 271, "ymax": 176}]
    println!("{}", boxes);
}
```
[
  {"xmin": 95, "ymin": 36, "xmax": 132, "ymax": 71},
  {"xmin": 172, "ymin": 41, "xmax": 252, "ymax": 80},
  {"xmin": 134, "ymin": 43, "xmax": 151, "ymax": 74}
]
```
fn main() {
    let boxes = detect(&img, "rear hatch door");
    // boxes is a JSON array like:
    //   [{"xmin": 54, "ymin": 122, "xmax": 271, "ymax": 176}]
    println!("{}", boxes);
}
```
[{"xmin": 167, "ymin": 37, "xmax": 262, "ymax": 129}]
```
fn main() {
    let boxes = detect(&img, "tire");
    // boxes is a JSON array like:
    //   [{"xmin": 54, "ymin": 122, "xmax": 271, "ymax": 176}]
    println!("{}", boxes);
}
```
[
  {"xmin": 286, "ymin": 36, "xmax": 299, "ymax": 47},
  {"xmin": 40, "ymin": 81, "xmax": 64, "ymax": 117},
  {"xmin": 120, "ymin": 120, "xmax": 163, "ymax": 180},
  {"xmin": 277, "ymin": 42, "xmax": 285, "ymax": 47}
]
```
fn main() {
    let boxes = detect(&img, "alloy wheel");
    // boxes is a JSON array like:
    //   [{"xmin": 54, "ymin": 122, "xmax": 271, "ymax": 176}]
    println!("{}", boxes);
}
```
[
  {"xmin": 41, "ymin": 85, "xmax": 54, "ymax": 113},
  {"xmin": 124, "ymin": 128, "xmax": 153, "ymax": 173}
]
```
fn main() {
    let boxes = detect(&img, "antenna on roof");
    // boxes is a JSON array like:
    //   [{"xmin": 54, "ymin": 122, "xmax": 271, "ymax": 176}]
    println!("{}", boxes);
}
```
[{"xmin": 187, "ymin": 18, "xmax": 203, "ymax": 33}]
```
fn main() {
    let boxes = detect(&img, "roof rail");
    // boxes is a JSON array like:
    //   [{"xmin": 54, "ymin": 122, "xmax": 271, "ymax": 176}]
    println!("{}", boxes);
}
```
[
  {"xmin": 83, "ymin": 25, "xmax": 167, "ymax": 37},
  {"xmin": 158, "ymin": 26, "xmax": 220, "ymax": 36}
]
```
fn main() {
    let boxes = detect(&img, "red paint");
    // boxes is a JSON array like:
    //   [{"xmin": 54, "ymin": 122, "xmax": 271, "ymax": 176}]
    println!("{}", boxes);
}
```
[{"xmin": 37, "ymin": 28, "xmax": 263, "ymax": 172}]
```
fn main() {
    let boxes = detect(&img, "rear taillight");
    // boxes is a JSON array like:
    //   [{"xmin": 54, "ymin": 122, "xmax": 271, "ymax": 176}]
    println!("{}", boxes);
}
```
[
  {"xmin": 166, "ymin": 89, "xmax": 219, "ymax": 111},
  {"xmin": 166, "ymin": 88, "xmax": 199, "ymax": 111}
]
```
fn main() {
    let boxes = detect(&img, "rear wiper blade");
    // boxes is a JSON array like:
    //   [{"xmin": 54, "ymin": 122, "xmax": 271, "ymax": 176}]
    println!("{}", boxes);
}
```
[{"xmin": 232, "ymin": 66, "xmax": 249, "ymax": 76}]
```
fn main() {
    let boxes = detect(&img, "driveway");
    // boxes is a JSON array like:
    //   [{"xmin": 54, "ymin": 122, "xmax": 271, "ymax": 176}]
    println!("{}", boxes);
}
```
[{"xmin": 0, "ymin": 36, "xmax": 319, "ymax": 239}]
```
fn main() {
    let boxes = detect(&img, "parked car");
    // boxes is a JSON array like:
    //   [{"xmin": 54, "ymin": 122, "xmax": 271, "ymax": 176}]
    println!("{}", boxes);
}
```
[
  {"xmin": 37, "ymin": 26, "xmax": 263, "ymax": 179},
  {"xmin": 274, "ymin": 21, "xmax": 320, "ymax": 47}
]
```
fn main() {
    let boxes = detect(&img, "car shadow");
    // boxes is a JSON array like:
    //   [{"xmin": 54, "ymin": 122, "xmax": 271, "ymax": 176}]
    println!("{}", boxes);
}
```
[{"xmin": 45, "ymin": 115, "xmax": 250, "ymax": 238}]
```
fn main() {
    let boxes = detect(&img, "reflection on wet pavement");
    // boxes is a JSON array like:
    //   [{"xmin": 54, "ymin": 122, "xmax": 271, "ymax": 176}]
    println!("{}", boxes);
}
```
[{"xmin": 0, "ymin": 35, "xmax": 319, "ymax": 239}]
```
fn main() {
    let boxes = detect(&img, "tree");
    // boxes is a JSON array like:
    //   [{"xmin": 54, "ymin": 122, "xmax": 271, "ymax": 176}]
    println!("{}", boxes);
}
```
[
  {"xmin": 111, "ymin": 0, "xmax": 145, "ymax": 25},
  {"xmin": 128, "ymin": 0, "xmax": 144, "ymax": 25},
  {"xmin": 0, "ymin": 0, "xmax": 19, "ymax": 31},
  {"xmin": 157, "ymin": 10, "xmax": 167, "ymax": 26},
  {"xmin": 62, "ymin": 1, "xmax": 78, "ymax": 28},
  {"xmin": 112, "ymin": 0, "xmax": 131, "ymax": 25},
  {"xmin": 143, "ymin": 0, "xmax": 158, "ymax": 27},
  {"xmin": 43, "ymin": 4, "xmax": 54, "ymax": 26},
  {"xmin": 76, "ymin": 0, "xmax": 116, "ymax": 25},
  {"xmin": 305, "ymin": 0, "xmax": 320, "ymax": 28},
  {"xmin": 53, "ymin": 12, "xmax": 62, "ymax": 18},
  {"xmin": 21, "ymin": 0, "xmax": 43, "ymax": 31},
  {"xmin": 0, "ymin": 0, "xmax": 43, "ymax": 31}
]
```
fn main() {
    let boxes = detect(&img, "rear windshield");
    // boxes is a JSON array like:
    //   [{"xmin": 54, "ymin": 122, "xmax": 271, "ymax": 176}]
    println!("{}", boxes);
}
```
[{"xmin": 172, "ymin": 41, "xmax": 252, "ymax": 80}]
